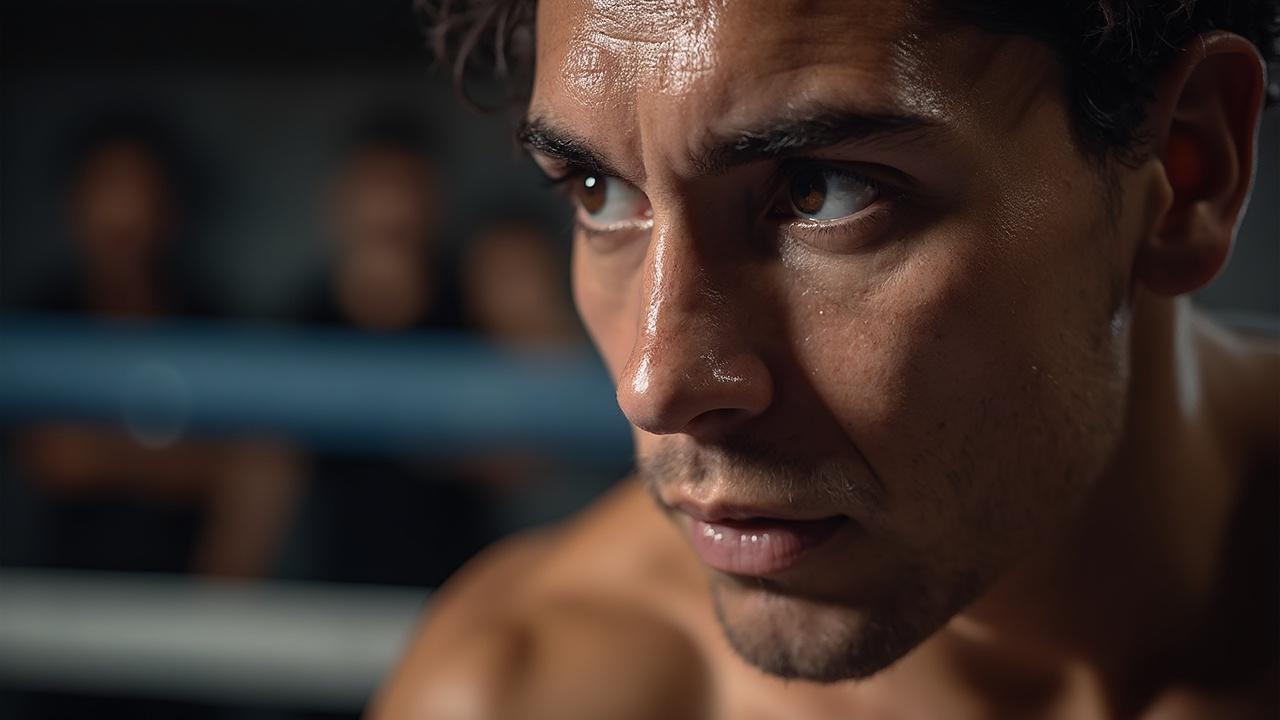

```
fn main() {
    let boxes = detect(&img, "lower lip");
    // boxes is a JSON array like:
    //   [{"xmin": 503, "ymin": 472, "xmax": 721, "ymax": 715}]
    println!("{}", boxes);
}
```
[{"xmin": 687, "ymin": 516, "xmax": 847, "ymax": 576}]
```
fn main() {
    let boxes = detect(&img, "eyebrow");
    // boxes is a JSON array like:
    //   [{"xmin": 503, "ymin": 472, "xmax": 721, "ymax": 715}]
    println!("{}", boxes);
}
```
[
  {"xmin": 697, "ymin": 108, "xmax": 939, "ymax": 174},
  {"xmin": 518, "ymin": 105, "xmax": 939, "ymax": 180},
  {"xmin": 517, "ymin": 118, "xmax": 626, "ymax": 179}
]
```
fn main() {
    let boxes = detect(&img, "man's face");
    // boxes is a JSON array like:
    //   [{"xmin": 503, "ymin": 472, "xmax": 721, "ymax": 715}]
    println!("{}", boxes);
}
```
[
  {"xmin": 527, "ymin": 0, "xmax": 1136, "ymax": 681},
  {"xmin": 73, "ymin": 141, "xmax": 174, "ymax": 261},
  {"xmin": 335, "ymin": 148, "xmax": 439, "ymax": 256}
]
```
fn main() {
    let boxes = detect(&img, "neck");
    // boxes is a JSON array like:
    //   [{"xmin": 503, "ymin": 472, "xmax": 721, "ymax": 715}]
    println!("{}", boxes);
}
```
[{"xmin": 918, "ymin": 293, "xmax": 1251, "ymax": 713}]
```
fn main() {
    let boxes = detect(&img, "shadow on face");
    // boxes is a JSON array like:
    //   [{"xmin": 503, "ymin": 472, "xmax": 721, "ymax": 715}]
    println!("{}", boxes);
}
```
[{"xmin": 529, "ymin": 0, "xmax": 1132, "ymax": 681}]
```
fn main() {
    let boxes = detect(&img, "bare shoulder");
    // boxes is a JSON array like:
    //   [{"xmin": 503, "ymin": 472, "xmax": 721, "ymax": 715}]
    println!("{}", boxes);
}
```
[
  {"xmin": 1196, "ymin": 312, "xmax": 1279, "ymax": 462},
  {"xmin": 369, "ymin": 480, "xmax": 711, "ymax": 720}
]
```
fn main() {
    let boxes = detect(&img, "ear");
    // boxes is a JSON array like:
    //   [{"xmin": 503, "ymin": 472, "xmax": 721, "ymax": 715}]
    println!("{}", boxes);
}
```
[{"xmin": 1134, "ymin": 31, "xmax": 1267, "ymax": 296}]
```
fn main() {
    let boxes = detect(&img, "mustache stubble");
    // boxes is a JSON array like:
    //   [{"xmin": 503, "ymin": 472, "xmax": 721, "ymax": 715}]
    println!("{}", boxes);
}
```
[{"xmin": 636, "ymin": 437, "xmax": 887, "ymax": 515}]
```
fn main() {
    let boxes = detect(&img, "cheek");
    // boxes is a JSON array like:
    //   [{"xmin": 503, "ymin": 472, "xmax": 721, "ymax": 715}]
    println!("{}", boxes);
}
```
[
  {"xmin": 791, "ymin": 206, "xmax": 1124, "ymax": 545},
  {"xmin": 790, "ymin": 235, "xmax": 1020, "ymax": 438}
]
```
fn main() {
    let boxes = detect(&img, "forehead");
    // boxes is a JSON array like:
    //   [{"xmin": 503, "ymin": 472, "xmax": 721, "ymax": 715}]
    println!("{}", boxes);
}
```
[{"xmin": 532, "ymin": 0, "xmax": 960, "ymax": 138}]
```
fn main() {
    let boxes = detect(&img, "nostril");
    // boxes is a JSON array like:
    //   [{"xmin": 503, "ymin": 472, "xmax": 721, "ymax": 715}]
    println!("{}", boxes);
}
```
[{"xmin": 681, "ymin": 406, "xmax": 756, "ymax": 439}]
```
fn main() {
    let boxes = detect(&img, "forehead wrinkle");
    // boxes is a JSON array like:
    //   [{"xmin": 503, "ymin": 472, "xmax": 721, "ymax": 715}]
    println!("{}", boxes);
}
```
[
  {"xmin": 536, "ymin": 0, "xmax": 961, "ymax": 189},
  {"xmin": 753, "ymin": 36, "xmax": 943, "ymax": 119},
  {"xmin": 543, "ymin": 0, "xmax": 939, "ymax": 105},
  {"xmin": 584, "ymin": 0, "xmax": 696, "ymax": 43},
  {"xmin": 557, "ymin": 0, "xmax": 727, "ymax": 106}
]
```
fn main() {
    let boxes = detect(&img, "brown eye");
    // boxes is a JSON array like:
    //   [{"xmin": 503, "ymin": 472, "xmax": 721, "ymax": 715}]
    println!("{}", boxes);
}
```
[
  {"xmin": 790, "ymin": 170, "xmax": 827, "ymax": 216},
  {"xmin": 785, "ymin": 167, "xmax": 878, "ymax": 221},
  {"xmin": 564, "ymin": 173, "xmax": 650, "ymax": 231},
  {"xmin": 575, "ymin": 174, "xmax": 607, "ymax": 215}
]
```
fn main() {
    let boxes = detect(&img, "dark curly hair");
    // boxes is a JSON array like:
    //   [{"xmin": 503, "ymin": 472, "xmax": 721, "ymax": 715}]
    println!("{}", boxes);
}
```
[{"xmin": 421, "ymin": 0, "xmax": 1278, "ymax": 164}]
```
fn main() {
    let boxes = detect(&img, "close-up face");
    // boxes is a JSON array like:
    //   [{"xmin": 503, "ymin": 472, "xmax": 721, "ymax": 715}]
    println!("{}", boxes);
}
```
[{"xmin": 526, "ymin": 0, "xmax": 1142, "ymax": 681}]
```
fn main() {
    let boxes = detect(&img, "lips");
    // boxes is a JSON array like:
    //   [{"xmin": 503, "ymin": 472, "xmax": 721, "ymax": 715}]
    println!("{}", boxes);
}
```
[{"xmin": 683, "ymin": 512, "xmax": 847, "ymax": 576}]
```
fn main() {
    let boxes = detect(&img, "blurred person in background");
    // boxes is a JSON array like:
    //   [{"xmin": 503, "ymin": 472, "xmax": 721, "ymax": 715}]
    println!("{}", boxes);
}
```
[
  {"xmin": 284, "ymin": 112, "xmax": 489, "ymax": 588},
  {"xmin": 457, "ymin": 215, "xmax": 599, "ymax": 530},
  {"xmin": 304, "ymin": 112, "xmax": 459, "ymax": 333},
  {"xmin": 462, "ymin": 217, "xmax": 580, "ymax": 348},
  {"xmin": 7, "ymin": 111, "xmax": 301, "ymax": 580},
  {"xmin": 33, "ymin": 112, "xmax": 206, "ymax": 318}
]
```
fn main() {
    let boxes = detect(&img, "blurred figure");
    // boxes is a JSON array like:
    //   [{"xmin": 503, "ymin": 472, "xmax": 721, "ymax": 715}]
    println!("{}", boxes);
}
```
[
  {"xmin": 69, "ymin": 122, "xmax": 178, "ymax": 318},
  {"xmin": 462, "ymin": 218, "xmax": 580, "ymax": 347},
  {"xmin": 309, "ymin": 113, "xmax": 457, "ymax": 332},
  {"xmin": 286, "ymin": 112, "xmax": 488, "ymax": 588},
  {"xmin": 29, "ymin": 112, "xmax": 204, "ymax": 319},
  {"xmin": 8, "ymin": 112, "xmax": 301, "ymax": 579},
  {"xmin": 458, "ymin": 216, "xmax": 599, "ymax": 531}
]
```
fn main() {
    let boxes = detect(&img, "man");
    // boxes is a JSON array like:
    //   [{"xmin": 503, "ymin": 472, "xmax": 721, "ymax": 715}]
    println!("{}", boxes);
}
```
[
  {"xmin": 13, "ymin": 114, "xmax": 302, "ymax": 580},
  {"xmin": 462, "ymin": 218, "xmax": 579, "ymax": 346},
  {"xmin": 293, "ymin": 113, "xmax": 492, "ymax": 588},
  {"xmin": 315, "ymin": 114, "xmax": 451, "ymax": 332},
  {"xmin": 374, "ymin": 1, "xmax": 1278, "ymax": 717}
]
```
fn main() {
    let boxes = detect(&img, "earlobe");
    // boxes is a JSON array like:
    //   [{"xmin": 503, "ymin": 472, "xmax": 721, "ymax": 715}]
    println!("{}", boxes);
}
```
[{"xmin": 1134, "ymin": 32, "xmax": 1266, "ymax": 297}]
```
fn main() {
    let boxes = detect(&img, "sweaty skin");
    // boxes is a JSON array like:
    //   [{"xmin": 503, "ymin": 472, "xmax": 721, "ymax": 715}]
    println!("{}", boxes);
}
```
[{"xmin": 373, "ymin": 1, "xmax": 1278, "ymax": 718}]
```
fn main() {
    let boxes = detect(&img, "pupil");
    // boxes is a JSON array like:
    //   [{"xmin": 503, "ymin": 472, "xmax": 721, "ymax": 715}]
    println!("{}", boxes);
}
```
[
  {"xmin": 580, "ymin": 174, "xmax": 606, "ymax": 214},
  {"xmin": 791, "ymin": 171, "xmax": 827, "ymax": 216}
]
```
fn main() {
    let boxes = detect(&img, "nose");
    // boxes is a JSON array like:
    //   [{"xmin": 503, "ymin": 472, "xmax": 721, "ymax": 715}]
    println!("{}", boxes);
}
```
[{"xmin": 616, "ymin": 226, "xmax": 774, "ymax": 439}]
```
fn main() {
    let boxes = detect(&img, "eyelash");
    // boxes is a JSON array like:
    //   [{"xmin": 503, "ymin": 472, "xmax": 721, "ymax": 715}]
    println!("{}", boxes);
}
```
[
  {"xmin": 538, "ymin": 171, "xmax": 637, "ymax": 250},
  {"xmin": 780, "ymin": 200, "xmax": 896, "ymax": 253}
]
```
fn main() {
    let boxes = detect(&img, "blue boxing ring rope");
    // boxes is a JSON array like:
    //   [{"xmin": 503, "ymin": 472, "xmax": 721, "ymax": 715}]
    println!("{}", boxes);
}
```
[
  {"xmin": 0, "ymin": 313, "xmax": 633, "ymax": 459},
  {"xmin": 0, "ymin": 313, "xmax": 634, "ymax": 709}
]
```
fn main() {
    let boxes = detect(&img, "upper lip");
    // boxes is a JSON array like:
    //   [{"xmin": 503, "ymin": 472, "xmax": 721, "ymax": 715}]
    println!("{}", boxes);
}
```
[{"xmin": 669, "ymin": 498, "xmax": 840, "ymax": 524}]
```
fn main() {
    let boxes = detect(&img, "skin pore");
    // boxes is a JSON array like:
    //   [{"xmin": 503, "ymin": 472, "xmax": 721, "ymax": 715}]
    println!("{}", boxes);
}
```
[{"xmin": 373, "ymin": 1, "xmax": 1276, "ymax": 717}]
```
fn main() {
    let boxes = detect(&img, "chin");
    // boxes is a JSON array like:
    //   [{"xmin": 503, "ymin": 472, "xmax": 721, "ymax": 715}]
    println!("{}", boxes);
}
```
[{"xmin": 709, "ymin": 573, "xmax": 964, "ymax": 683}]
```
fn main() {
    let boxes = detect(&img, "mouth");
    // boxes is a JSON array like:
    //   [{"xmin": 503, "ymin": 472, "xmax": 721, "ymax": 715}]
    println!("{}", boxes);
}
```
[{"xmin": 671, "ymin": 501, "xmax": 849, "ymax": 577}]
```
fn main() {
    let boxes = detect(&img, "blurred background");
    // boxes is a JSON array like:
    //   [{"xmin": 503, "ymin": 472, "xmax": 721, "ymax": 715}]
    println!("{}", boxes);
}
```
[{"xmin": 0, "ymin": 1, "xmax": 1276, "ymax": 717}]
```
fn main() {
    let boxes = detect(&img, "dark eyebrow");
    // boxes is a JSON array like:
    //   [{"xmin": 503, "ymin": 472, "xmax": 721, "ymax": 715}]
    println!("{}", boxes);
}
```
[
  {"xmin": 517, "ymin": 117, "xmax": 627, "ymax": 180},
  {"xmin": 695, "ymin": 108, "xmax": 939, "ymax": 175},
  {"xmin": 518, "ymin": 106, "xmax": 939, "ymax": 180}
]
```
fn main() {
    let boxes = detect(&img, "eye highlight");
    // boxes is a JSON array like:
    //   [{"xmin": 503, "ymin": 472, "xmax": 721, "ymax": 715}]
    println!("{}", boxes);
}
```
[
  {"xmin": 781, "ymin": 166, "xmax": 880, "ymax": 222},
  {"xmin": 563, "ymin": 173, "xmax": 651, "ymax": 231},
  {"xmin": 578, "ymin": 174, "xmax": 606, "ymax": 214}
]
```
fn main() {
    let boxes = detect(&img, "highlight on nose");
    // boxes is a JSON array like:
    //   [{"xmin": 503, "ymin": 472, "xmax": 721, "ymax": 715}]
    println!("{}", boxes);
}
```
[{"xmin": 617, "ymin": 346, "xmax": 773, "ymax": 437}]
